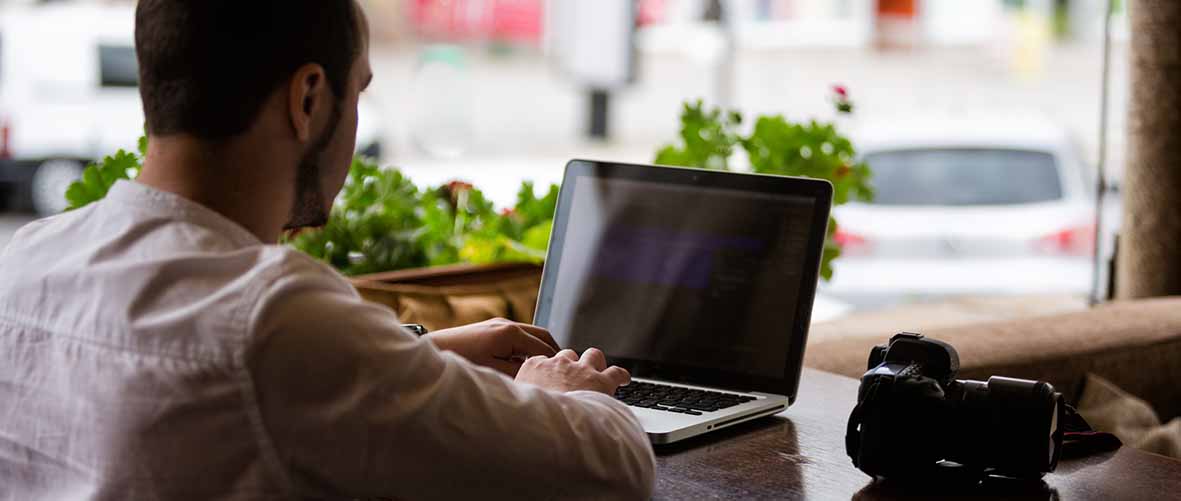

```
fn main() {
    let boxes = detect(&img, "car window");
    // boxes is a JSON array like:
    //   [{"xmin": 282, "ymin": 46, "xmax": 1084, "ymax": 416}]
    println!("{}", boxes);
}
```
[
  {"xmin": 99, "ymin": 44, "xmax": 138, "ymax": 88},
  {"xmin": 864, "ymin": 148, "xmax": 1063, "ymax": 206}
]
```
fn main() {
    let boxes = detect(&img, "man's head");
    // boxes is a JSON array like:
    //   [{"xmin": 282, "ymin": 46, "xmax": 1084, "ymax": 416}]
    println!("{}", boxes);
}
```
[{"xmin": 135, "ymin": 0, "xmax": 372, "ymax": 229}]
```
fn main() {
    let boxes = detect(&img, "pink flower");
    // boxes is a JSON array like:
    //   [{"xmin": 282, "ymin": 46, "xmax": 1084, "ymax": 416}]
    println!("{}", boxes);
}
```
[
  {"xmin": 501, "ymin": 208, "xmax": 517, "ymax": 217},
  {"xmin": 831, "ymin": 84, "xmax": 854, "ymax": 114}
]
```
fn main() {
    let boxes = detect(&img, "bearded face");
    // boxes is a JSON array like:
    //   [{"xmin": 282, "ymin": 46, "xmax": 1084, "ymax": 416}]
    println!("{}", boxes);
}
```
[{"xmin": 284, "ymin": 101, "xmax": 343, "ymax": 230}]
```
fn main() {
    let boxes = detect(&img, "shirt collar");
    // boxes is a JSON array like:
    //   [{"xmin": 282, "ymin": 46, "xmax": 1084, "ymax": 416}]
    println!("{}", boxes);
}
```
[{"xmin": 106, "ymin": 180, "xmax": 264, "ymax": 249}]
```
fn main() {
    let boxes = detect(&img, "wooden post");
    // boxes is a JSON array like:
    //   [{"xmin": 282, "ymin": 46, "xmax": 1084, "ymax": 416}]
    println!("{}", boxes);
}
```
[
  {"xmin": 589, "ymin": 89, "xmax": 610, "ymax": 140},
  {"xmin": 1117, "ymin": 0, "xmax": 1181, "ymax": 298}
]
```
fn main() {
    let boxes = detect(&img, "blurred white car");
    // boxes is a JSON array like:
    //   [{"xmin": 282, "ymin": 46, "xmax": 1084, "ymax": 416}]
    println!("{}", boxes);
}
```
[
  {"xmin": 0, "ymin": 4, "xmax": 385, "ymax": 215},
  {"xmin": 822, "ymin": 113, "xmax": 1102, "ymax": 309}
]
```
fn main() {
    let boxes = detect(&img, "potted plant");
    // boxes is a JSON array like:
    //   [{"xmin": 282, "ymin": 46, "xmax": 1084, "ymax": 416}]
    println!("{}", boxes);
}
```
[
  {"xmin": 284, "ymin": 158, "xmax": 557, "ymax": 330},
  {"xmin": 65, "ymin": 87, "xmax": 870, "ymax": 329}
]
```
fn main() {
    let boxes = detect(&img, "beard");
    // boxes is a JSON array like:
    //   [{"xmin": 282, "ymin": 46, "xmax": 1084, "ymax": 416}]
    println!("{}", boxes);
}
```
[{"xmin": 284, "ymin": 102, "xmax": 343, "ymax": 230}]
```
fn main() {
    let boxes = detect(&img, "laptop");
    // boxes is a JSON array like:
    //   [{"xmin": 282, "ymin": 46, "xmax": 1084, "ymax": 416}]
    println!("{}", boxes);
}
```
[{"xmin": 534, "ymin": 159, "xmax": 833, "ymax": 444}]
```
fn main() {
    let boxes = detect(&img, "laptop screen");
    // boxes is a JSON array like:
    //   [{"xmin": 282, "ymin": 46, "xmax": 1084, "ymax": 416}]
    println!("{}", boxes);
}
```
[{"xmin": 536, "ymin": 161, "xmax": 832, "ymax": 396}]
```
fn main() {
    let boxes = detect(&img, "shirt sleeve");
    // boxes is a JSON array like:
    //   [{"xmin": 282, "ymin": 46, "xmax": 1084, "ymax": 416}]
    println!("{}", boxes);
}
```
[{"xmin": 246, "ymin": 263, "xmax": 656, "ymax": 500}]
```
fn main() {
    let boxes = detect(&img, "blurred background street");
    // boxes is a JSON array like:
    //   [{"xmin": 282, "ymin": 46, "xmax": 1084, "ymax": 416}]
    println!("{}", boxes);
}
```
[{"xmin": 0, "ymin": 0, "xmax": 1131, "ymax": 319}]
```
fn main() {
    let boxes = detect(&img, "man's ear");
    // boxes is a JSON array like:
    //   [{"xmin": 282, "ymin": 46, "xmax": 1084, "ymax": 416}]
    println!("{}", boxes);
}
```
[{"xmin": 288, "ymin": 63, "xmax": 328, "ymax": 143}]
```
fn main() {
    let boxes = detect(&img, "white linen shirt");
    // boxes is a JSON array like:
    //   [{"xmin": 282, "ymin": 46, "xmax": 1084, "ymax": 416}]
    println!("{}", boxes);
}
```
[{"xmin": 0, "ymin": 180, "xmax": 655, "ymax": 500}]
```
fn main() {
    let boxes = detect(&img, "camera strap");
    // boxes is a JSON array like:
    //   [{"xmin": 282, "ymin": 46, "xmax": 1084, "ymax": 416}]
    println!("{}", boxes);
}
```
[
  {"xmin": 846, "ymin": 376, "xmax": 890, "ymax": 468},
  {"xmin": 845, "ymin": 403, "xmax": 862, "ymax": 467},
  {"xmin": 1059, "ymin": 404, "xmax": 1123, "ymax": 459}
]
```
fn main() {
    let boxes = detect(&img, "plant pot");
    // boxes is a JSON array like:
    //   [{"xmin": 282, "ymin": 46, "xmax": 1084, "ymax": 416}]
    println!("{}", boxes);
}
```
[{"xmin": 350, "ymin": 262, "xmax": 544, "ymax": 331}]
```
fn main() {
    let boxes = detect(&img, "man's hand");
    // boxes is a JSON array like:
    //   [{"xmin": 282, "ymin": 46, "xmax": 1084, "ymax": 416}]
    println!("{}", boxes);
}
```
[
  {"xmin": 425, "ymin": 318, "xmax": 560, "ymax": 377},
  {"xmin": 515, "ymin": 348, "xmax": 631, "ymax": 395}
]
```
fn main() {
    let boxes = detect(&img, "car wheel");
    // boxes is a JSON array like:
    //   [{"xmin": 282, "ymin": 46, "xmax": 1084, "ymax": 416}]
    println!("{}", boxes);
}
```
[{"xmin": 31, "ymin": 159, "xmax": 85, "ymax": 216}]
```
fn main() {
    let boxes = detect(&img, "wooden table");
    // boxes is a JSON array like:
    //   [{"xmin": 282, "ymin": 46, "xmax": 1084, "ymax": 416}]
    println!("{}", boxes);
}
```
[{"xmin": 654, "ymin": 368, "xmax": 1181, "ymax": 500}]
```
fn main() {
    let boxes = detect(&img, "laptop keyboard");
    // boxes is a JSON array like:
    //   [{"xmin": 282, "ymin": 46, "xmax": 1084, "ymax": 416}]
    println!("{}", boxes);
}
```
[{"xmin": 614, "ymin": 381, "xmax": 758, "ymax": 416}]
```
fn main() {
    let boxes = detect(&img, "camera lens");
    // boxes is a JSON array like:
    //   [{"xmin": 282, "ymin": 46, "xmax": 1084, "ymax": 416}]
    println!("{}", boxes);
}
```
[{"xmin": 952, "ymin": 376, "xmax": 1062, "ymax": 478}]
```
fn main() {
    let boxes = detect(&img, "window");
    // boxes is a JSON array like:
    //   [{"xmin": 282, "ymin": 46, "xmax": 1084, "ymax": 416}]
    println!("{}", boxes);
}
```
[
  {"xmin": 865, "ymin": 149, "xmax": 1064, "ymax": 206},
  {"xmin": 98, "ymin": 44, "xmax": 138, "ymax": 88}
]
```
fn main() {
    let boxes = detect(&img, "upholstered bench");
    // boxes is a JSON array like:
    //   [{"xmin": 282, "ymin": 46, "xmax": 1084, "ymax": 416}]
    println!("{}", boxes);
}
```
[{"xmin": 805, "ymin": 297, "xmax": 1181, "ymax": 420}]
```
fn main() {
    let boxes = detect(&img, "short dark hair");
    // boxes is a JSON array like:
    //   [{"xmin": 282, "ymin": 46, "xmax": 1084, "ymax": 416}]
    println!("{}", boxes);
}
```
[{"xmin": 135, "ymin": 0, "xmax": 361, "ymax": 139}]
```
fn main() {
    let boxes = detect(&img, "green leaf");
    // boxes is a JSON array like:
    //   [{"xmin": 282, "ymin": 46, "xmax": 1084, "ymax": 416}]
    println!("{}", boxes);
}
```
[
  {"xmin": 65, "ymin": 149, "xmax": 142, "ymax": 211},
  {"xmin": 821, "ymin": 240, "xmax": 841, "ymax": 282},
  {"xmin": 652, "ymin": 99, "xmax": 740, "ymax": 170},
  {"xmin": 653, "ymin": 145, "xmax": 692, "ymax": 168},
  {"xmin": 521, "ymin": 220, "xmax": 553, "ymax": 251},
  {"xmin": 287, "ymin": 157, "xmax": 432, "ymax": 275}
]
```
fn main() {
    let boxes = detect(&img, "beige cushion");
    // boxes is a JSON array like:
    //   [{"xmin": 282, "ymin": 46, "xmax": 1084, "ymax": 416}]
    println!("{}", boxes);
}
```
[
  {"xmin": 805, "ymin": 297, "xmax": 1181, "ymax": 419},
  {"xmin": 1078, "ymin": 373, "xmax": 1181, "ymax": 459}
]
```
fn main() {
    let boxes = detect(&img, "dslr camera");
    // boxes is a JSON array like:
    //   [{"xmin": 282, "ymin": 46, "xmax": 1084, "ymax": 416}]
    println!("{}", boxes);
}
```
[{"xmin": 846, "ymin": 333, "xmax": 1065, "ymax": 480}]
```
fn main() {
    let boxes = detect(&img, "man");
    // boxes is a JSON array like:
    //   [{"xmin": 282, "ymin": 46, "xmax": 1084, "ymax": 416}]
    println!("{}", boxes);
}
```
[{"xmin": 0, "ymin": 1, "xmax": 655, "ymax": 499}]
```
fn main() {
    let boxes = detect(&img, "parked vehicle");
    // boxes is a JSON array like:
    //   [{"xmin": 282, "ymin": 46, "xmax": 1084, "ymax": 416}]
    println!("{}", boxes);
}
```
[
  {"xmin": 823, "ymin": 113, "xmax": 1109, "ymax": 309},
  {"xmin": 0, "ymin": 4, "xmax": 385, "ymax": 215}
]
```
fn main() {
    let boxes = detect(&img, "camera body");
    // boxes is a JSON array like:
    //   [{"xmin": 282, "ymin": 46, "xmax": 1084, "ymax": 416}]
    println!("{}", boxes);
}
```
[{"xmin": 846, "ymin": 333, "xmax": 1065, "ymax": 480}]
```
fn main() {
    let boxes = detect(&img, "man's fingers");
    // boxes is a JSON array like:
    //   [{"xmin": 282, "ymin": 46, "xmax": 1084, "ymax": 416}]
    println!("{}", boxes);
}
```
[
  {"xmin": 602, "ymin": 366, "xmax": 631, "ymax": 388},
  {"xmin": 579, "ymin": 347, "xmax": 608, "ymax": 371},
  {"xmin": 514, "ymin": 323, "xmax": 561, "ymax": 352},
  {"xmin": 512, "ymin": 329, "xmax": 558, "ymax": 358},
  {"xmin": 555, "ymin": 349, "xmax": 579, "ymax": 361}
]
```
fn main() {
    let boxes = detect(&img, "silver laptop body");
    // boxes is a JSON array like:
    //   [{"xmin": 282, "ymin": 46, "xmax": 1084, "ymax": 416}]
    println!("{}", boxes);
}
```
[
  {"xmin": 534, "ymin": 160, "xmax": 833, "ymax": 444},
  {"xmin": 621, "ymin": 379, "xmax": 788, "ymax": 444}
]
